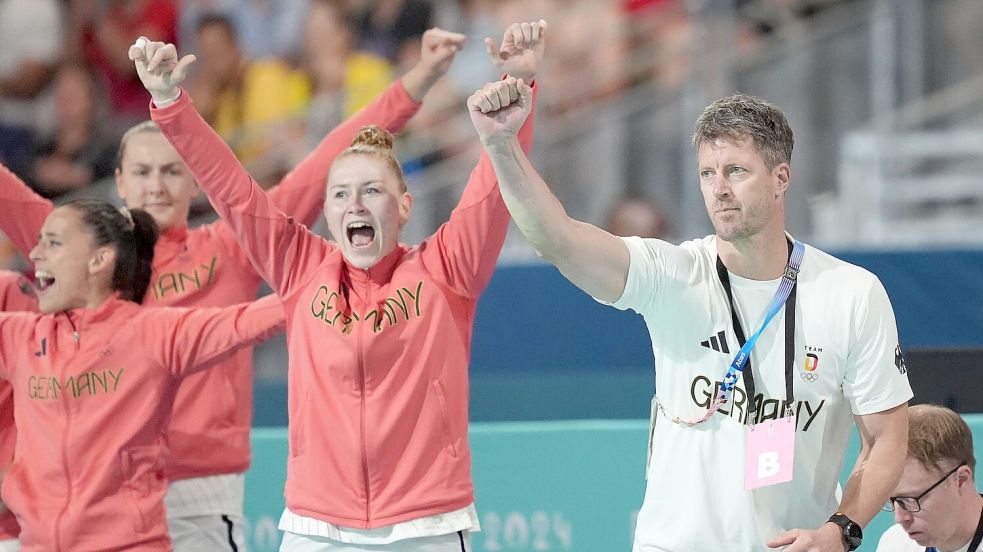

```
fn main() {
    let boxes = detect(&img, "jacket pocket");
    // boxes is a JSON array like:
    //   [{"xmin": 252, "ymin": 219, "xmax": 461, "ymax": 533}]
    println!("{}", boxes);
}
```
[
  {"xmin": 431, "ymin": 380, "xmax": 457, "ymax": 458},
  {"xmin": 119, "ymin": 445, "xmax": 166, "ymax": 535},
  {"xmin": 289, "ymin": 387, "xmax": 312, "ymax": 459},
  {"xmin": 215, "ymin": 367, "xmax": 239, "ymax": 427}
]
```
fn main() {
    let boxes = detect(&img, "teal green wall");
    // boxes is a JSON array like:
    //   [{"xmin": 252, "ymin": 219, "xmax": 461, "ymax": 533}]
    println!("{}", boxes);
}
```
[{"xmin": 240, "ymin": 417, "xmax": 976, "ymax": 551}]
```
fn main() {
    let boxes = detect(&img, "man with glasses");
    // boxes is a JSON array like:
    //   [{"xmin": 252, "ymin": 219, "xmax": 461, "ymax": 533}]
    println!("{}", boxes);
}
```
[{"xmin": 877, "ymin": 404, "xmax": 983, "ymax": 551}]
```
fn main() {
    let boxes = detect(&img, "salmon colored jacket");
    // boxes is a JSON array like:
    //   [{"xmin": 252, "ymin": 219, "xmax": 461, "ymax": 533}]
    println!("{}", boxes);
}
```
[
  {"xmin": 0, "ymin": 81, "xmax": 421, "ymax": 481},
  {"xmin": 0, "ymin": 294, "xmax": 283, "ymax": 551},
  {"xmin": 151, "ymin": 84, "xmax": 536, "ymax": 528},
  {"xmin": 0, "ymin": 270, "xmax": 37, "ymax": 542}
]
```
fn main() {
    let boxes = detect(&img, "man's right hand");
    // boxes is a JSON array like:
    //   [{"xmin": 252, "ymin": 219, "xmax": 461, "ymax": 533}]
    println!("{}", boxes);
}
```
[
  {"xmin": 467, "ymin": 77, "xmax": 533, "ymax": 148},
  {"xmin": 128, "ymin": 37, "xmax": 196, "ymax": 105}
]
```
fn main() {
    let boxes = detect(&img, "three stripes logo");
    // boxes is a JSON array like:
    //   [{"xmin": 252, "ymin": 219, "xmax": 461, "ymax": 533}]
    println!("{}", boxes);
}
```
[
  {"xmin": 700, "ymin": 330, "xmax": 730, "ymax": 354},
  {"xmin": 895, "ymin": 345, "xmax": 907, "ymax": 375},
  {"xmin": 34, "ymin": 338, "xmax": 47, "ymax": 357}
]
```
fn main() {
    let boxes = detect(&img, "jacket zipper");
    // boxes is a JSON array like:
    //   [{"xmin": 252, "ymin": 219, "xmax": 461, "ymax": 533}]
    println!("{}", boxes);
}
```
[
  {"xmin": 54, "ymin": 315, "xmax": 80, "ymax": 550},
  {"xmin": 348, "ymin": 276, "xmax": 372, "ymax": 523},
  {"xmin": 357, "ymin": 279, "xmax": 372, "ymax": 524}
]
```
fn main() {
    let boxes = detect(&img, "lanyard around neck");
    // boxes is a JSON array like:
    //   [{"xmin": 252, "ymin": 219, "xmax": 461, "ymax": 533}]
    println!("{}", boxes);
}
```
[
  {"xmin": 714, "ymin": 238, "xmax": 804, "ymax": 423},
  {"xmin": 927, "ymin": 497, "xmax": 983, "ymax": 552}
]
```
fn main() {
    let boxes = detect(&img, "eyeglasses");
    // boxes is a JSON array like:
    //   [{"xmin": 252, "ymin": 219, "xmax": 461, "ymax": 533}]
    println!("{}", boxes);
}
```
[{"xmin": 883, "ymin": 461, "xmax": 967, "ymax": 513}]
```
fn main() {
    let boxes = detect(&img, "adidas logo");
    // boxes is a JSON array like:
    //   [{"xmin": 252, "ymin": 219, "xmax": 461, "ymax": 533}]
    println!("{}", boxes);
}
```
[{"xmin": 700, "ymin": 330, "xmax": 730, "ymax": 354}]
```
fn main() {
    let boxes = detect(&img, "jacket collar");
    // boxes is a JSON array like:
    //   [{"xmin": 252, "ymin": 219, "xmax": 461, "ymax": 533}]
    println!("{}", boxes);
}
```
[
  {"xmin": 63, "ymin": 293, "xmax": 130, "ymax": 327},
  {"xmin": 342, "ymin": 246, "xmax": 405, "ymax": 286}
]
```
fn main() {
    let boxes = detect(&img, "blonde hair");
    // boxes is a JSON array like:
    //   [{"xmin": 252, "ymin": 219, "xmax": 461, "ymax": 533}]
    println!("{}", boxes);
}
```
[
  {"xmin": 116, "ymin": 120, "xmax": 162, "ymax": 169},
  {"xmin": 337, "ymin": 126, "xmax": 406, "ymax": 192},
  {"xmin": 908, "ymin": 404, "xmax": 976, "ymax": 475}
]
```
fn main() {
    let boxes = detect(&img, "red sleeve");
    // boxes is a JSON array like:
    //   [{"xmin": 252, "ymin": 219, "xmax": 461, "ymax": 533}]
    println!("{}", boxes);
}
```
[
  {"xmin": 0, "ymin": 313, "xmax": 37, "ymax": 381},
  {"xmin": 151, "ymin": 90, "xmax": 331, "ymax": 297},
  {"xmin": 419, "ymin": 83, "xmax": 539, "ymax": 298},
  {"xmin": 267, "ymin": 80, "xmax": 422, "ymax": 227},
  {"xmin": 151, "ymin": 293, "xmax": 285, "ymax": 377},
  {"xmin": 0, "ymin": 271, "xmax": 35, "ymax": 312},
  {"xmin": 0, "ymin": 163, "xmax": 53, "ymax": 262}
]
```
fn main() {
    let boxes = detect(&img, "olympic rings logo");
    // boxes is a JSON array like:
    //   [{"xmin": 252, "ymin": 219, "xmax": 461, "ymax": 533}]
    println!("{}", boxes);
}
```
[{"xmin": 800, "ymin": 372, "xmax": 819, "ymax": 382}]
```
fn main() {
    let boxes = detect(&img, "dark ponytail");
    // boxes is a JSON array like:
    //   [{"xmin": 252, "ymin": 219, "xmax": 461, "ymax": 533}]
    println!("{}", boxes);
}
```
[{"xmin": 64, "ymin": 199, "xmax": 159, "ymax": 303}]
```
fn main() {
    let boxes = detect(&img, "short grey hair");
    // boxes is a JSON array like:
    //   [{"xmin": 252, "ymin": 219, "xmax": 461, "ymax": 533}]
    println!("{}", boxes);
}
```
[{"xmin": 692, "ymin": 93, "xmax": 794, "ymax": 169}]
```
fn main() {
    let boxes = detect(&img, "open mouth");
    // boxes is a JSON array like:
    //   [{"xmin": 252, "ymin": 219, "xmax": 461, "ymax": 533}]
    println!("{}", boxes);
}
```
[
  {"xmin": 346, "ymin": 222, "xmax": 376, "ymax": 249},
  {"xmin": 35, "ymin": 270, "xmax": 55, "ymax": 293},
  {"xmin": 144, "ymin": 203, "xmax": 172, "ymax": 212}
]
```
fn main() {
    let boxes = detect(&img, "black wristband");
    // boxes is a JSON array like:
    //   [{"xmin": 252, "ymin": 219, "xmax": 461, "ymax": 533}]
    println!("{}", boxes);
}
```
[{"xmin": 827, "ymin": 512, "xmax": 863, "ymax": 551}]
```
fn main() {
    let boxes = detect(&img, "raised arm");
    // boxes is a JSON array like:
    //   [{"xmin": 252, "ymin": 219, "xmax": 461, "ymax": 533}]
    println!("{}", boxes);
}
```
[
  {"xmin": 470, "ymin": 28, "xmax": 629, "ymax": 303},
  {"xmin": 131, "ymin": 39, "xmax": 325, "ymax": 295},
  {"xmin": 0, "ymin": 312, "xmax": 38, "ymax": 381},
  {"xmin": 150, "ymin": 293, "xmax": 285, "ymax": 377},
  {"xmin": 268, "ymin": 28, "xmax": 466, "ymax": 227},
  {"xmin": 0, "ymin": 162, "xmax": 54, "ymax": 262},
  {"xmin": 419, "ymin": 21, "xmax": 545, "ymax": 296}
]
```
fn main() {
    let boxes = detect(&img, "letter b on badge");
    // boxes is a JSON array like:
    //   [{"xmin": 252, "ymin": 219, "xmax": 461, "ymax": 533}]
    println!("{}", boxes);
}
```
[
  {"xmin": 745, "ymin": 417, "xmax": 796, "ymax": 490},
  {"xmin": 757, "ymin": 451, "xmax": 781, "ymax": 479}
]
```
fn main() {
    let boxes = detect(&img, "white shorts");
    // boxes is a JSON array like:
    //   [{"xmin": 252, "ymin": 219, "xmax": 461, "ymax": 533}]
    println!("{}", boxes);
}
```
[
  {"xmin": 168, "ymin": 514, "xmax": 247, "ymax": 552},
  {"xmin": 280, "ymin": 531, "xmax": 471, "ymax": 552},
  {"xmin": 0, "ymin": 539, "xmax": 18, "ymax": 552}
]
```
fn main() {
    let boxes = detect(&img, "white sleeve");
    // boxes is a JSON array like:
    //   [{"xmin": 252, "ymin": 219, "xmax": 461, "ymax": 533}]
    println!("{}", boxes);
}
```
[
  {"xmin": 843, "ymin": 276, "xmax": 913, "ymax": 415},
  {"xmin": 593, "ymin": 236, "xmax": 661, "ymax": 314},
  {"xmin": 597, "ymin": 236, "xmax": 700, "ymax": 316}
]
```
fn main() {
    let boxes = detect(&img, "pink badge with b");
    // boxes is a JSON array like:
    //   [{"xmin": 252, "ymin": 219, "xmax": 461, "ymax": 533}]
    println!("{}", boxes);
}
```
[{"xmin": 744, "ymin": 416, "xmax": 796, "ymax": 490}]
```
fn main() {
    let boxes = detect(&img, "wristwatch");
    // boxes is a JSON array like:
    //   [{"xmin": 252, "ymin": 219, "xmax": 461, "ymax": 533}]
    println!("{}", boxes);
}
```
[{"xmin": 827, "ymin": 512, "xmax": 863, "ymax": 551}]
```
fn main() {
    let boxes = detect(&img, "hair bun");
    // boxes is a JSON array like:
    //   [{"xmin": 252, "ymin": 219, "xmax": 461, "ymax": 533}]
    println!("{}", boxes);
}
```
[{"xmin": 351, "ymin": 125, "xmax": 394, "ymax": 151}]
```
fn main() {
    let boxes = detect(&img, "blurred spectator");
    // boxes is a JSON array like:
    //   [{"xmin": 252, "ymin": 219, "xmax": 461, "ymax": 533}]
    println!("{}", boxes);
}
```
[
  {"xmin": 301, "ymin": 0, "xmax": 393, "ymax": 152},
  {"xmin": 179, "ymin": 0, "xmax": 310, "ymax": 62},
  {"xmin": 624, "ymin": 0, "xmax": 675, "ymax": 10},
  {"xmin": 515, "ymin": 0, "xmax": 628, "ymax": 116},
  {"xmin": 0, "ymin": 0, "xmax": 63, "ymax": 171},
  {"xmin": 70, "ymin": 0, "xmax": 178, "ymax": 124},
  {"xmin": 606, "ymin": 196, "xmax": 671, "ymax": 239},
  {"xmin": 177, "ymin": 0, "xmax": 234, "ymax": 55},
  {"xmin": 437, "ymin": 0, "xmax": 499, "ymax": 94},
  {"xmin": 620, "ymin": 0, "xmax": 691, "ymax": 90},
  {"xmin": 189, "ymin": 12, "xmax": 308, "ymax": 183},
  {"xmin": 27, "ymin": 63, "xmax": 118, "ymax": 198},
  {"xmin": 737, "ymin": 0, "xmax": 858, "ymax": 36},
  {"xmin": 354, "ymin": 0, "xmax": 432, "ymax": 68},
  {"xmin": 232, "ymin": 0, "xmax": 312, "ymax": 61}
]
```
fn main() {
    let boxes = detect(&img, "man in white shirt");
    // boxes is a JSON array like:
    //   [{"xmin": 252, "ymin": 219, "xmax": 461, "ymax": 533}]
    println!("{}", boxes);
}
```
[
  {"xmin": 877, "ymin": 405, "xmax": 983, "ymax": 552},
  {"xmin": 469, "ymin": 87, "xmax": 912, "ymax": 551}
]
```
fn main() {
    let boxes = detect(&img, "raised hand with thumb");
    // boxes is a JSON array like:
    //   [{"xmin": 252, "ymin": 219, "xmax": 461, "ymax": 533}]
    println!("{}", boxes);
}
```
[{"xmin": 128, "ymin": 37, "xmax": 197, "ymax": 105}]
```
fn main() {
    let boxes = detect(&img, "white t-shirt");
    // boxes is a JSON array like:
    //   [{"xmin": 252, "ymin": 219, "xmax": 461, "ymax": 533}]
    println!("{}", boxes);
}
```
[
  {"xmin": 278, "ymin": 504, "xmax": 479, "ymax": 545},
  {"xmin": 165, "ymin": 473, "xmax": 244, "ymax": 518},
  {"xmin": 603, "ymin": 236, "xmax": 912, "ymax": 552},
  {"xmin": 876, "ymin": 522, "xmax": 974, "ymax": 552}
]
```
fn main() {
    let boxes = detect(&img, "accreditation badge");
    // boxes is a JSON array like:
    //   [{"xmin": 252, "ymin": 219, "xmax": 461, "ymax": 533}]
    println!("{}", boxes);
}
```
[{"xmin": 744, "ymin": 415, "xmax": 795, "ymax": 490}]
